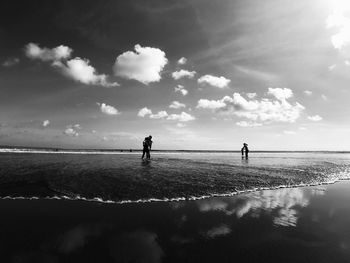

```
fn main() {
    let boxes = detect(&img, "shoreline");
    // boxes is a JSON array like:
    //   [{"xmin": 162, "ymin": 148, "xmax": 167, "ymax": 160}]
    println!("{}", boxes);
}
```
[{"xmin": 0, "ymin": 178, "xmax": 347, "ymax": 205}]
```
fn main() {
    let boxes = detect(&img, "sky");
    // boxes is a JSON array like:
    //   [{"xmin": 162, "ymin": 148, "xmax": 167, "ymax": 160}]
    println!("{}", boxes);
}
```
[{"xmin": 1, "ymin": 0, "xmax": 350, "ymax": 150}]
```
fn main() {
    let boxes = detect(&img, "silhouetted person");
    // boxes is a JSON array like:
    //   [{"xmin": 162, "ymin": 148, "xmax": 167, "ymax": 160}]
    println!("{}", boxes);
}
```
[
  {"xmin": 142, "ymin": 135, "xmax": 153, "ymax": 159},
  {"xmin": 241, "ymin": 143, "xmax": 249, "ymax": 158}
]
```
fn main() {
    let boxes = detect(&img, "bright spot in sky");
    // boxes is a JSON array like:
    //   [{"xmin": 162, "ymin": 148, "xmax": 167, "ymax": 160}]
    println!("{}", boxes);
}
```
[{"xmin": 326, "ymin": 0, "xmax": 350, "ymax": 49}]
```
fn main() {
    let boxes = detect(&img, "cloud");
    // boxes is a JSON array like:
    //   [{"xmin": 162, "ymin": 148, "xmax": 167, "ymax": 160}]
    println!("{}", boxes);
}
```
[
  {"xmin": 197, "ymin": 98, "xmax": 227, "ymax": 110},
  {"xmin": 234, "ymin": 65, "xmax": 279, "ymax": 82},
  {"xmin": 169, "ymin": 101, "xmax": 186, "ymax": 109},
  {"xmin": 326, "ymin": 8, "xmax": 350, "ymax": 50},
  {"xmin": 150, "ymin": 111, "xmax": 169, "ymax": 119},
  {"xmin": 307, "ymin": 115, "xmax": 323, "ymax": 121},
  {"xmin": 171, "ymin": 69, "xmax": 196, "ymax": 80},
  {"xmin": 167, "ymin": 112, "xmax": 195, "ymax": 122},
  {"xmin": 177, "ymin": 57, "xmax": 187, "ymax": 65},
  {"xmin": 25, "ymin": 43, "xmax": 72, "ymax": 61},
  {"xmin": 137, "ymin": 108, "xmax": 195, "ymax": 122},
  {"xmin": 304, "ymin": 90, "xmax": 313, "ymax": 96},
  {"xmin": 205, "ymin": 224, "xmax": 231, "ymax": 238},
  {"xmin": 267, "ymin": 87, "xmax": 293, "ymax": 101},
  {"xmin": 236, "ymin": 121, "xmax": 262, "ymax": 127},
  {"xmin": 64, "ymin": 126, "xmax": 79, "ymax": 137},
  {"xmin": 98, "ymin": 103, "xmax": 119, "ymax": 115},
  {"xmin": 138, "ymin": 107, "xmax": 152, "ymax": 117},
  {"xmin": 176, "ymin": 123, "xmax": 186, "ymax": 128},
  {"xmin": 113, "ymin": 44, "xmax": 168, "ymax": 85},
  {"xmin": 197, "ymin": 74, "xmax": 231, "ymax": 88},
  {"xmin": 54, "ymin": 58, "xmax": 119, "ymax": 87},
  {"xmin": 246, "ymin": 92, "xmax": 257, "ymax": 99},
  {"xmin": 25, "ymin": 43, "xmax": 118, "ymax": 87},
  {"xmin": 42, "ymin": 120, "xmax": 50, "ymax": 127},
  {"xmin": 321, "ymin": 94, "xmax": 328, "ymax": 101},
  {"xmin": 2, "ymin": 57, "xmax": 20, "ymax": 67},
  {"xmin": 174, "ymin": 85, "xmax": 188, "ymax": 96},
  {"xmin": 197, "ymin": 88, "xmax": 305, "ymax": 125}
]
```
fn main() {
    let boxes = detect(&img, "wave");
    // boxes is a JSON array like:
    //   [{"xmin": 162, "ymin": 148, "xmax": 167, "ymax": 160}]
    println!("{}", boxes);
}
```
[{"xmin": 0, "ymin": 178, "xmax": 346, "ymax": 205}]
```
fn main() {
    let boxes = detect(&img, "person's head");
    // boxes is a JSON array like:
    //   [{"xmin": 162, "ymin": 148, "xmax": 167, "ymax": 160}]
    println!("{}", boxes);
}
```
[
  {"xmin": 149, "ymin": 135, "xmax": 152, "ymax": 139},
  {"xmin": 243, "ymin": 143, "xmax": 248, "ymax": 146}
]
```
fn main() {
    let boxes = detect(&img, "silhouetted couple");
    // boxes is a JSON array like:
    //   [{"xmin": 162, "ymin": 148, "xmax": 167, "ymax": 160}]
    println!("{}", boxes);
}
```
[
  {"xmin": 241, "ymin": 143, "xmax": 249, "ymax": 158},
  {"xmin": 142, "ymin": 135, "xmax": 153, "ymax": 159}
]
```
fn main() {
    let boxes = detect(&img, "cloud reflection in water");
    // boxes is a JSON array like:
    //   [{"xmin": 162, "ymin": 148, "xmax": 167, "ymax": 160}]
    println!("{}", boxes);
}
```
[{"xmin": 197, "ymin": 187, "xmax": 326, "ymax": 227}]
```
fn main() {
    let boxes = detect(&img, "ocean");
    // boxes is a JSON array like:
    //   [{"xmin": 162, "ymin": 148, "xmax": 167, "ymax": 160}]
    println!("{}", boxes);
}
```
[{"xmin": 1, "ymin": 150, "xmax": 350, "ymax": 203}]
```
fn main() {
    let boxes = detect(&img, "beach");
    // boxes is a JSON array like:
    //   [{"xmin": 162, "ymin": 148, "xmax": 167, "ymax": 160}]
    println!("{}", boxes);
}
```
[
  {"xmin": 1, "ymin": 181, "xmax": 350, "ymax": 262},
  {"xmin": 1, "ymin": 151, "xmax": 350, "ymax": 262}
]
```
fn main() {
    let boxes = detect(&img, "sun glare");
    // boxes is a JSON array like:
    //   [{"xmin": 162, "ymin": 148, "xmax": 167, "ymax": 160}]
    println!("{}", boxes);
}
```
[{"xmin": 326, "ymin": 0, "xmax": 350, "ymax": 50}]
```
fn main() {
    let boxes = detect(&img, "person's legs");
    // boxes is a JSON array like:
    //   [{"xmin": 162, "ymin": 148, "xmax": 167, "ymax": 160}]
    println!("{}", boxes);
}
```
[
  {"xmin": 146, "ymin": 150, "xmax": 150, "ymax": 159},
  {"xmin": 142, "ymin": 149, "xmax": 146, "ymax": 159}
]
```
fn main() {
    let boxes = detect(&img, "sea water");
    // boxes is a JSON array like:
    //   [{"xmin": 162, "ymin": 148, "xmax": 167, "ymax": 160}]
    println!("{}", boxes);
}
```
[{"xmin": 0, "ymin": 151, "xmax": 349, "ymax": 203}]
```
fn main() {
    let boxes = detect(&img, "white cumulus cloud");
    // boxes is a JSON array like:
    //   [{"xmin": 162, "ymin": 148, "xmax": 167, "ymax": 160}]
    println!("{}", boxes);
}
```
[
  {"xmin": 137, "ymin": 107, "xmax": 195, "ymax": 122},
  {"xmin": 138, "ymin": 107, "xmax": 153, "ymax": 117},
  {"xmin": 326, "ymin": 8, "xmax": 350, "ymax": 50},
  {"xmin": 150, "ymin": 111, "xmax": 169, "ymax": 119},
  {"xmin": 174, "ymin": 85, "xmax": 188, "ymax": 96},
  {"xmin": 307, "ymin": 115, "xmax": 323, "ymax": 121},
  {"xmin": 25, "ymin": 43, "xmax": 72, "ymax": 61},
  {"xmin": 113, "ymin": 44, "xmax": 168, "ymax": 85},
  {"xmin": 54, "ymin": 58, "xmax": 119, "ymax": 87},
  {"xmin": 267, "ymin": 87, "xmax": 293, "ymax": 101},
  {"xmin": 167, "ymin": 112, "xmax": 195, "ymax": 122},
  {"xmin": 98, "ymin": 103, "xmax": 119, "ymax": 115},
  {"xmin": 64, "ymin": 125, "xmax": 79, "ymax": 137},
  {"xmin": 169, "ymin": 101, "xmax": 186, "ymax": 109},
  {"xmin": 171, "ymin": 69, "xmax": 196, "ymax": 80},
  {"xmin": 42, "ymin": 120, "xmax": 50, "ymax": 127},
  {"xmin": 197, "ymin": 74, "xmax": 231, "ymax": 88},
  {"xmin": 197, "ymin": 88, "xmax": 305, "ymax": 125},
  {"xmin": 25, "ymin": 43, "xmax": 118, "ymax": 87},
  {"xmin": 177, "ymin": 57, "xmax": 187, "ymax": 65}
]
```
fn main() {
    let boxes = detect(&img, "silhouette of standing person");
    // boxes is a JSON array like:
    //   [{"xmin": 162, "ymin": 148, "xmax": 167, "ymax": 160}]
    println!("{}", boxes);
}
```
[
  {"xmin": 142, "ymin": 135, "xmax": 153, "ymax": 159},
  {"xmin": 241, "ymin": 143, "xmax": 249, "ymax": 158}
]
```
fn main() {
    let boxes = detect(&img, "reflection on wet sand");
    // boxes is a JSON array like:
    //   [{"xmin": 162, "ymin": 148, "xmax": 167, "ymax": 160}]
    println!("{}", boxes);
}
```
[
  {"xmin": 197, "ymin": 186, "xmax": 326, "ymax": 227},
  {"xmin": 110, "ymin": 231, "xmax": 163, "ymax": 263},
  {"xmin": 3, "ymin": 183, "xmax": 350, "ymax": 263},
  {"xmin": 204, "ymin": 224, "xmax": 231, "ymax": 238}
]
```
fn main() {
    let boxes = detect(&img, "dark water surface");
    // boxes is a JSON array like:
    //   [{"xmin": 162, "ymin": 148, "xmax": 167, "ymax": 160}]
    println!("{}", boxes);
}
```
[
  {"xmin": 1, "ymin": 181, "xmax": 350, "ymax": 262},
  {"xmin": 0, "ymin": 152, "xmax": 350, "ymax": 202}
]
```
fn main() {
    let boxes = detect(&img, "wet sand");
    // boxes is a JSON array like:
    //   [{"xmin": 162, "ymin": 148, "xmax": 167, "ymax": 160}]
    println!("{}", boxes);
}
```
[{"xmin": 1, "ymin": 181, "xmax": 350, "ymax": 262}]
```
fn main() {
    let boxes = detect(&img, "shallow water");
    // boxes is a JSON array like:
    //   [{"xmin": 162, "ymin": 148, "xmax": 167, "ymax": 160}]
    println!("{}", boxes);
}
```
[
  {"xmin": 1, "ymin": 181, "xmax": 350, "ymax": 262},
  {"xmin": 0, "ymin": 152, "xmax": 350, "ymax": 202}
]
